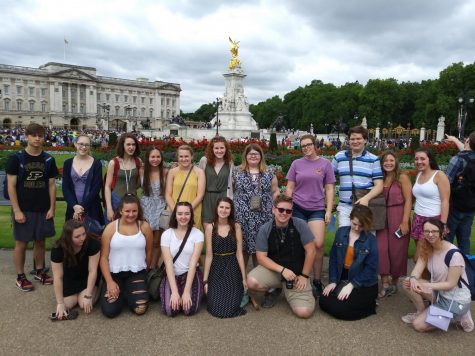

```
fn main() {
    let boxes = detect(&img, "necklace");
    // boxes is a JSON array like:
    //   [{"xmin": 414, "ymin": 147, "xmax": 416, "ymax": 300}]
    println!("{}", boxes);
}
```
[{"xmin": 277, "ymin": 226, "xmax": 289, "ymax": 244}]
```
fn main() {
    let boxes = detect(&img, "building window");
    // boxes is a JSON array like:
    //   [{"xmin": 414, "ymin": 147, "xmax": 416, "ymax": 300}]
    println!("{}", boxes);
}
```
[
  {"xmin": 17, "ymin": 86, "xmax": 23, "ymax": 95},
  {"xmin": 141, "ymin": 108, "xmax": 146, "ymax": 117},
  {"xmin": 29, "ymin": 101, "xmax": 35, "ymax": 112},
  {"xmin": 4, "ymin": 99, "xmax": 10, "ymax": 111},
  {"xmin": 115, "ymin": 106, "xmax": 119, "ymax": 116},
  {"xmin": 63, "ymin": 102, "xmax": 67, "ymax": 112},
  {"xmin": 106, "ymin": 94, "xmax": 110, "ymax": 101},
  {"xmin": 133, "ymin": 108, "xmax": 137, "ymax": 117},
  {"xmin": 141, "ymin": 97, "xmax": 145, "ymax": 104},
  {"xmin": 97, "ymin": 105, "xmax": 101, "ymax": 114},
  {"xmin": 80, "ymin": 90, "xmax": 85, "ymax": 100},
  {"xmin": 116, "ymin": 94, "xmax": 119, "ymax": 102},
  {"xmin": 16, "ymin": 100, "xmax": 23, "ymax": 111},
  {"xmin": 149, "ymin": 109, "xmax": 153, "ymax": 118},
  {"xmin": 3, "ymin": 85, "xmax": 9, "ymax": 95},
  {"xmin": 150, "ymin": 98, "xmax": 153, "ymax": 105},
  {"xmin": 161, "ymin": 98, "xmax": 164, "ymax": 105},
  {"xmin": 72, "ymin": 104, "xmax": 76, "ymax": 113},
  {"xmin": 161, "ymin": 110, "xmax": 164, "ymax": 118},
  {"xmin": 28, "ymin": 87, "xmax": 34, "ymax": 97},
  {"xmin": 80, "ymin": 103, "xmax": 85, "ymax": 113},
  {"xmin": 133, "ymin": 96, "xmax": 137, "ymax": 104},
  {"xmin": 124, "ymin": 95, "xmax": 128, "ymax": 103},
  {"xmin": 97, "ymin": 93, "xmax": 101, "ymax": 101},
  {"xmin": 166, "ymin": 98, "xmax": 170, "ymax": 106},
  {"xmin": 41, "ymin": 102, "xmax": 46, "ymax": 112},
  {"xmin": 172, "ymin": 98, "xmax": 176, "ymax": 106},
  {"xmin": 41, "ymin": 88, "xmax": 47, "ymax": 97}
]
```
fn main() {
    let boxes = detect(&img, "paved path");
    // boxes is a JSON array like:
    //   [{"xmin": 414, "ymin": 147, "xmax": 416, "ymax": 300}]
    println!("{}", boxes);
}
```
[{"xmin": 0, "ymin": 249, "xmax": 473, "ymax": 355}]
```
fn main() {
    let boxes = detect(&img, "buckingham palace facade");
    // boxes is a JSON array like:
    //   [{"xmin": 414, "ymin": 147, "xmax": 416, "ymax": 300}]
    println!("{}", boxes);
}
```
[{"xmin": 0, "ymin": 62, "xmax": 181, "ymax": 131}]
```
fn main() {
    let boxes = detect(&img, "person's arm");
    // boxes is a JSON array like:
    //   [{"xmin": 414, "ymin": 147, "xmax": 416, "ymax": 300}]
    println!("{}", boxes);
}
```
[
  {"xmin": 61, "ymin": 160, "xmax": 80, "ymax": 216},
  {"xmin": 285, "ymin": 180, "xmax": 295, "ymax": 197},
  {"xmin": 256, "ymin": 251, "xmax": 297, "ymax": 282},
  {"xmin": 104, "ymin": 159, "xmax": 116, "ymax": 222},
  {"xmin": 399, "ymin": 174, "xmax": 413, "ymax": 235},
  {"xmin": 83, "ymin": 251, "xmax": 100, "ymax": 314},
  {"xmin": 203, "ymin": 225, "xmax": 213, "ymax": 294},
  {"xmin": 181, "ymin": 238, "xmax": 204, "ymax": 312},
  {"xmin": 99, "ymin": 223, "xmax": 120, "ymax": 300},
  {"xmin": 51, "ymin": 261, "xmax": 67, "ymax": 319},
  {"xmin": 445, "ymin": 134, "xmax": 464, "ymax": 151},
  {"xmin": 191, "ymin": 167, "xmax": 205, "ymax": 210},
  {"xmin": 46, "ymin": 176, "xmax": 56, "ymax": 220},
  {"xmin": 435, "ymin": 171, "xmax": 450, "ymax": 225},
  {"xmin": 421, "ymin": 266, "xmax": 463, "ymax": 292},
  {"xmin": 356, "ymin": 179, "xmax": 384, "ymax": 206},
  {"xmin": 161, "ymin": 238, "xmax": 180, "ymax": 310},
  {"xmin": 270, "ymin": 175, "xmax": 279, "ymax": 199},
  {"xmin": 403, "ymin": 257, "xmax": 428, "ymax": 293},
  {"xmin": 235, "ymin": 223, "xmax": 247, "ymax": 290},
  {"xmin": 324, "ymin": 183, "xmax": 335, "ymax": 224},
  {"xmin": 141, "ymin": 221, "xmax": 153, "ymax": 269},
  {"xmin": 294, "ymin": 241, "xmax": 316, "ymax": 290},
  {"xmin": 7, "ymin": 174, "xmax": 25, "ymax": 223},
  {"xmin": 164, "ymin": 168, "xmax": 176, "ymax": 211},
  {"xmin": 322, "ymin": 241, "xmax": 338, "ymax": 296}
]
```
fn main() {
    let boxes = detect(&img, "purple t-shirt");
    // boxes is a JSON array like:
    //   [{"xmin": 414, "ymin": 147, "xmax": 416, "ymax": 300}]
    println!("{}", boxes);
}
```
[{"xmin": 286, "ymin": 157, "xmax": 335, "ymax": 210}]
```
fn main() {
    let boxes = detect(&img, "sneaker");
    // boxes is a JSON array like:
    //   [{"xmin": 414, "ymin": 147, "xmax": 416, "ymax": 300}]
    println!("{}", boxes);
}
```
[
  {"xmin": 401, "ymin": 312, "xmax": 419, "ymax": 324},
  {"xmin": 312, "ymin": 280, "xmax": 324, "ymax": 299},
  {"xmin": 33, "ymin": 270, "xmax": 53, "ymax": 285},
  {"xmin": 261, "ymin": 288, "xmax": 282, "ymax": 308},
  {"xmin": 459, "ymin": 311, "xmax": 474, "ymax": 332},
  {"xmin": 16, "ymin": 276, "xmax": 34, "ymax": 292}
]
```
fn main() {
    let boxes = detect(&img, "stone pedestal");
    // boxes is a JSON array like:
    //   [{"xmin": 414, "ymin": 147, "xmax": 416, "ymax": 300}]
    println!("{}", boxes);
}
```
[
  {"xmin": 436, "ymin": 116, "xmax": 445, "ymax": 142},
  {"xmin": 211, "ymin": 72, "xmax": 258, "ymax": 130},
  {"xmin": 420, "ymin": 127, "xmax": 426, "ymax": 142},
  {"xmin": 375, "ymin": 127, "xmax": 380, "ymax": 139}
]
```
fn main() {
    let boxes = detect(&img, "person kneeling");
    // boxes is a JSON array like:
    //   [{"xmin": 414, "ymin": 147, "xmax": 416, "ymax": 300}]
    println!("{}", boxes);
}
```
[
  {"xmin": 247, "ymin": 194, "xmax": 316, "ymax": 318},
  {"xmin": 160, "ymin": 202, "xmax": 204, "ymax": 317},
  {"xmin": 51, "ymin": 220, "xmax": 100, "ymax": 320},
  {"xmin": 319, "ymin": 205, "xmax": 379, "ymax": 320}
]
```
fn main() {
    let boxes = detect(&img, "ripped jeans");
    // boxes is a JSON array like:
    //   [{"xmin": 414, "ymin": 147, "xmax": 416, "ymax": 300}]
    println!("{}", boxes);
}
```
[{"xmin": 101, "ymin": 270, "xmax": 149, "ymax": 318}]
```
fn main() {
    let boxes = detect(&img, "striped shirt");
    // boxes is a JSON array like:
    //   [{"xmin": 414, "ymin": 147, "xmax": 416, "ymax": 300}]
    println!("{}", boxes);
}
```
[{"xmin": 332, "ymin": 150, "xmax": 383, "ymax": 205}]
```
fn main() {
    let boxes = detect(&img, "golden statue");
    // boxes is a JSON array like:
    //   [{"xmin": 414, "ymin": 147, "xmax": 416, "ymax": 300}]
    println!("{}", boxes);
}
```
[{"xmin": 228, "ymin": 37, "xmax": 241, "ymax": 71}]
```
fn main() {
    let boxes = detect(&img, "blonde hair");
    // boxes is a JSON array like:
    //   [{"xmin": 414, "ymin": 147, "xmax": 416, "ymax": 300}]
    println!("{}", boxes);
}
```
[{"xmin": 240, "ymin": 144, "xmax": 267, "ymax": 173}]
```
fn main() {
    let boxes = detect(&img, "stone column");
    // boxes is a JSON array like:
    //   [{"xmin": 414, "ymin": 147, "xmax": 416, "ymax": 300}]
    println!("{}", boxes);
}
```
[
  {"xmin": 375, "ymin": 127, "xmax": 380, "ymax": 139},
  {"xmin": 76, "ymin": 84, "xmax": 80, "ymax": 113},
  {"xmin": 420, "ymin": 127, "xmax": 426, "ymax": 142},
  {"xmin": 436, "ymin": 116, "xmax": 445, "ymax": 142},
  {"xmin": 67, "ymin": 84, "xmax": 72, "ymax": 113}
]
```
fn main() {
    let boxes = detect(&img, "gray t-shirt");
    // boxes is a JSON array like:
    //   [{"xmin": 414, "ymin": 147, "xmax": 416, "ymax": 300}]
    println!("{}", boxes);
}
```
[{"xmin": 256, "ymin": 217, "xmax": 314, "ymax": 252}]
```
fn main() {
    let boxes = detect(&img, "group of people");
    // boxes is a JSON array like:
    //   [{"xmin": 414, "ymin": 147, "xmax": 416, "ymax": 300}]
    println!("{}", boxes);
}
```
[{"xmin": 5, "ymin": 123, "xmax": 473, "ymax": 332}]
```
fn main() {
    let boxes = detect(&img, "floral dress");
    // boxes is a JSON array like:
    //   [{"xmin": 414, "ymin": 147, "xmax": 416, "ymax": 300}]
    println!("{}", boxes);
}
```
[
  {"xmin": 140, "ymin": 179, "xmax": 166, "ymax": 231},
  {"xmin": 233, "ymin": 167, "xmax": 274, "ymax": 254}
]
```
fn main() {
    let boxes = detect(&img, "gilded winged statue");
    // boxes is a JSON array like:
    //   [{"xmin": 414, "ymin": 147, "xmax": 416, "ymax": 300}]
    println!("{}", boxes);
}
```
[{"xmin": 228, "ymin": 37, "xmax": 241, "ymax": 71}]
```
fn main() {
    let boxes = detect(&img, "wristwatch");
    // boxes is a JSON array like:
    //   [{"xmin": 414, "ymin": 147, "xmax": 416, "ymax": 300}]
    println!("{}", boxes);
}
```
[{"xmin": 300, "ymin": 273, "xmax": 310, "ymax": 279}]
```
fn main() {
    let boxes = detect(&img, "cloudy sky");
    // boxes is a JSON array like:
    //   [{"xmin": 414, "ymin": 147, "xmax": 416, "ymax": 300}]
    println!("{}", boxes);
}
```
[{"xmin": 1, "ymin": 0, "xmax": 474, "ymax": 112}]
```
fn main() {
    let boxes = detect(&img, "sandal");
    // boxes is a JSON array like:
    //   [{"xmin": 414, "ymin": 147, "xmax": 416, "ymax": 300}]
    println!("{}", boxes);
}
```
[{"xmin": 378, "ymin": 285, "xmax": 397, "ymax": 299}]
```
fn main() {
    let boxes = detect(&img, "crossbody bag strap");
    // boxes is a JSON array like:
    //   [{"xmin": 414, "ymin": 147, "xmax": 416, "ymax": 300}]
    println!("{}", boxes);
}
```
[
  {"xmin": 159, "ymin": 226, "xmax": 193, "ymax": 271},
  {"xmin": 176, "ymin": 167, "xmax": 193, "ymax": 203},
  {"xmin": 348, "ymin": 151, "xmax": 357, "ymax": 201},
  {"xmin": 431, "ymin": 257, "xmax": 456, "ymax": 311}
]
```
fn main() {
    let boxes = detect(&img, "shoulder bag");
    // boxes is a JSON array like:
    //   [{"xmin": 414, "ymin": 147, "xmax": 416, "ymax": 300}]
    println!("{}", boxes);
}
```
[{"xmin": 250, "ymin": 172, "xmax": 262, "ymax": 211}]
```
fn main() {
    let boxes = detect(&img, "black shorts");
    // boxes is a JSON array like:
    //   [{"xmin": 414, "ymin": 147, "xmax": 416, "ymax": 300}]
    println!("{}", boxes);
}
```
[{"xmin": 12, "ymin": 211, "xmax": 55, "ymax": 242}]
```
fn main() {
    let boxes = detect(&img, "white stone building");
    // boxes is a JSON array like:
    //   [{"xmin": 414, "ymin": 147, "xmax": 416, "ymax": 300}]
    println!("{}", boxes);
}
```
[{"xmin": 0, "ymin": 62, "xmax": 181, "ymax": 130}]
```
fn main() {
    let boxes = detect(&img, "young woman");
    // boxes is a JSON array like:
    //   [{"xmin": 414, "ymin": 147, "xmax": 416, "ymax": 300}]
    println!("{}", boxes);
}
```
[
  {"xmin": 99, "ymin": 194, "xmax": 153, "ymax": 318},
  {"xmin": 401, "ymin": 219, "xmax": 473, "ymax": 332},
  {"xmin": 160, "ymin": 202, "xmax": 204, "ymax": 316},
  {"xmin": 140, "ymin": 146, "xmax": 168, "ymax": 268},
  {"xmin": 203, "ymin": 198, "xmax": 247, "ymax": 318},
  {"xmin": 62, "ymin": 134, "xmax": 104, "ymax": 226},
  {"xmin": 319, "ymin": 205, "xmax": 379, "ymax": 320},
  {"xmin": 51, "ymin": 220, "xmax": 101, "ymax": 319},
  {"xmin": 411, "ymin": 148, "xmax": 450, "ymax": 260},
  {"xmin": 233, "ymin": 143, "xmax": 279, "ymax": 267},
  {"xmin": 104, "ymin": 133, "xmax": 142, "ymax": 222},
  {"xmin": 165, "ymin": 145, "xmax": 205, "ymax": 230},
  {"xmin": 376, "ymin": 151, "xmax": 412, "ymax": 298},
  {"xmin": 285, "ymin": 134, "xmax": 335, "ymax": 297},
  {"xmin": 199, "ymin": 136, "xmax": 234, "ymax": 230}
]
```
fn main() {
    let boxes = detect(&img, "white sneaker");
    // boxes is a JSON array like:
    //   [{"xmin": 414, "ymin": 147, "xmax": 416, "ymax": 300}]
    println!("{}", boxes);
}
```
[
  {"xmin": 401, "ymin": 312, "xmax": 419, "ymax": 324},
  {"xmin": 459, "ymin": 310, "xmax": 474, "ymax": 332}
]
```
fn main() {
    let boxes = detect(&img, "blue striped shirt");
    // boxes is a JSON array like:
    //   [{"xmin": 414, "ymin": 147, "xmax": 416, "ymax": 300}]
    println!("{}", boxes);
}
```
[{"xmin": 332, "ymin": 150, "xmax": 383, "ymax": 205}]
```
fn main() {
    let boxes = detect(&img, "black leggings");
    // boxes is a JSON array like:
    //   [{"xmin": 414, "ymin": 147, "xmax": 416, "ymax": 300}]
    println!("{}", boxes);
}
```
[{"xmin": 101, "ymin": 270, "xmax": 149, "ymax": 318}]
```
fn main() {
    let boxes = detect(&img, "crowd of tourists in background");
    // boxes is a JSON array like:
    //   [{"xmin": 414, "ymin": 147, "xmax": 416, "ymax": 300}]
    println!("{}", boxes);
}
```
[{"xmin": 4, "ymin": 122, "xmax": 474, "ymax": 333}]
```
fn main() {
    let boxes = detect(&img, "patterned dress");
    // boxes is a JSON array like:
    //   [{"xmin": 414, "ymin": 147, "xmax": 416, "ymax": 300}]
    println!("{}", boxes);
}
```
[
  {"xmin": 202, "ymin": 164, "xmax": 230, "ymax": 223},
  {"xmin": 207, "ymin": 230, "xmax": 246, "ymax": 318},
  {"xmin": 140, "ymin": 179, "xmax": 166, "ymax": 231},
  {"xmin": 233, "ymin": 168, "xmax": 274, "ymax": 254}
]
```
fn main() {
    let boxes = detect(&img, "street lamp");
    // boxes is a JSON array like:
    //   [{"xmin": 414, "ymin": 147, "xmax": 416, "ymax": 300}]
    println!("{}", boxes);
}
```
[
  {"xmin": 458, "ymin": 95, "xmax": 474, "ymax": 139},
  {"xmin": 125, "ymin": 105, "xmax": 132, "ymax": 132},
  {"xmin": 214, "ymin": 98, "xmax": 222, "ymax": 136}
]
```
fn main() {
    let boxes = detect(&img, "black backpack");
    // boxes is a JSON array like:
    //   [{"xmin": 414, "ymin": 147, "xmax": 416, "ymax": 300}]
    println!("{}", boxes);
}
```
[
  {"xmin": 451, "ymin": 155, "xmax": 475, "ymax": 212},
  {"xmin": 444, "ymin": 249, "xmax": 475, "ymax": 301}
]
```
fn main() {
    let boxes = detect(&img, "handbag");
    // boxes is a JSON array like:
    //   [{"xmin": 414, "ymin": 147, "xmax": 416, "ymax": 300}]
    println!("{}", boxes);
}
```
[
  {"xmin": 159, "ymin": 167, "xmax": 193, "ymax": 230},
  {"xmin": 250, "ymin": 173, "xmax": 262, "ymax": 211},
  {"xmin": 348, "ymin": 151, "xmax": 387, "ymax": 230},
  {"xmin": 147, "ymin": 226, "xmax": 192, "ymax": 300},
  {"xmin": 80, "ymin": 213, "xmax": 104, "ymax": 238}
]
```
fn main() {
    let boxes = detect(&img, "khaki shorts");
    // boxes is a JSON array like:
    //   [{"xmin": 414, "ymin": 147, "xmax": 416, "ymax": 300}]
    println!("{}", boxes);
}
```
[{"xmin": 248, "ymin": 265, "xmax": 315, "ymax": 310}]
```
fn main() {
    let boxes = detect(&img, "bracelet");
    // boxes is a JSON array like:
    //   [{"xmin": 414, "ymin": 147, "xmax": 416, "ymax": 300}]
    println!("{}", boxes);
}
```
[
  {"xmin": 409, "ymin": 275, "xmax": 417, "ymax": 279},
  {"xmin": 203, "ymin": 280, "xmax": 208, "ymax": 285},
  {"xmin": 83, "ymin": 295, "xmax": 92, "ymax": 299},
  {"xmin": 300, "ymin": 273, "xmax": 310, "ymax": 279},
  {"xmin": 280, "ymin": 267, "xmax": 285, "ymax": 275}
]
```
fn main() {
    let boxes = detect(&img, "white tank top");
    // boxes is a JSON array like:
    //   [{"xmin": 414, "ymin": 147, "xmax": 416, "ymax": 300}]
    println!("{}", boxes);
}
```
[
  {"xmin": 413, "ymin": 171, "xmax": 441, "ymax": 217},
  {"xmin": 109, "ymin": 220, "xmax": 146, "ymax": 273}
]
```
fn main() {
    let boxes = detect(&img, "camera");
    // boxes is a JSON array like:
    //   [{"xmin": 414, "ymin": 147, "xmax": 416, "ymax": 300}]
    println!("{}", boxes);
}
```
[{"xmin": 285, "ymin": 280, "xmax": 294, "ymax": 289}]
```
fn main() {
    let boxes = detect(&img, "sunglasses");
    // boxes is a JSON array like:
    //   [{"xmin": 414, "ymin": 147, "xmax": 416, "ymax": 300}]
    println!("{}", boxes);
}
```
[{"xmin": 276, "ymin": 207, "xmax": 292, "ymax": 214}]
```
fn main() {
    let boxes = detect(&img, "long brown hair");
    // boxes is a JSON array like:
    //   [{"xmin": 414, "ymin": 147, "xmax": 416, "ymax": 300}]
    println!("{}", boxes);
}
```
[
  {"xmin": 380, "ymin": 150, "xmax": 401, "ymax": 183},
  {"xmin": 169, "ymin": 202, "xmax": 195, "ymax": 229},
  {"xmin": 116, "ymin": 132, "xmax": 140, "ymax": 158},
  {"xmin": 54, "ymin": 219, "xmax": 88, "ymax": 267},
  {"xmin": 142, "ymin": 146, "xmax": 165, "ymax": 197},
  {"xmin": 205, "ymin": 136, "xmax": 232, "ymax": 166},
  {"xmin": 418, "ymin": 219, "xmax": 445, "ymax": 262},
  {"xmin": 113, "ymin": 194, "xmax": 144, "ymax": 221},
  {"xmin": 212, "ymin": 197, "xmax": 237, "ymax": 241}
]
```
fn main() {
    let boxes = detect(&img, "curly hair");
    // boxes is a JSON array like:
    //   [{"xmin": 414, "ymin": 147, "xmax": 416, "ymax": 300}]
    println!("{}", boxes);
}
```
[{"xmin": 205, "ymin": 136, "xmax": 232, "ymax": 167}]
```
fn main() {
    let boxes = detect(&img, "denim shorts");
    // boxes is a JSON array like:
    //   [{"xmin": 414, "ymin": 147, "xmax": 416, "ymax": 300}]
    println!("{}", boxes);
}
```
[
  {"xmin": 292, "ymin": 203, "xmax": 325, "ymax": 222},
  {"xmin": 434, "ymin": 292, "xmax": 471, "ymax": 317}
]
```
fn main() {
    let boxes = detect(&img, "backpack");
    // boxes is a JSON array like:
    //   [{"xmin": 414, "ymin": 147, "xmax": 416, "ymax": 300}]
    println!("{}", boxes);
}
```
[
  {"xmin": 101, "ymin": 156, "xmax": 141, "ymax": 208},
  {"xmin": 451, "ymin": 155, "xmax": 475, "ymax": 212},
  {"xmin": 3, "ymin": 150, "xmax": 53, "ymax": 200},
  {"xmin": 444, "ymin": 248, "xmax": 475, "ymax": 301}
]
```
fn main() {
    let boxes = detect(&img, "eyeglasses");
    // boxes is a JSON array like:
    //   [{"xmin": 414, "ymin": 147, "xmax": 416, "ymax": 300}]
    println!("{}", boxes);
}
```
[
  {"xmin": 423, "ymin": 230, "xmax": 440, "ymax": 236},
  {"xmin": 77, "ymin": 143, "xmax": 90, "ymax": 148},
  {"xmin": 301, "ymin": 143, "xmax": 314, "ymax": 150},
  {"xmin": 276, "ymin": 207, "xmax": 293, "ymax": 214},
  {"xmin": 247, "ymin": 152, "xmax": 260, "ymax": 157}
]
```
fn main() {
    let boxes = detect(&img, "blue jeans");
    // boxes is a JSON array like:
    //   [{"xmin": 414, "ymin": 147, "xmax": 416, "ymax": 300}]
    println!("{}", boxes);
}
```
[{"xmin": 445, "ymin": 208, "xmax": 475, "ymax": 254}]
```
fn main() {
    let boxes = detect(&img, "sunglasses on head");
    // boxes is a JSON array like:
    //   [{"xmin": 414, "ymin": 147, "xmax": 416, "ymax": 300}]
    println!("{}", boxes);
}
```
[{"xmin": 276, "ymin": 207, "xmax": 292, "ymax": 214}]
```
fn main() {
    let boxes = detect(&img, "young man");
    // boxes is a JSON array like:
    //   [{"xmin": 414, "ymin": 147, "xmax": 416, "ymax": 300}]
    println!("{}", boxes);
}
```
[
  {"xmin": 332, "ymin": 126, "xmax": 383, "ymax": 227},
  {"xmin": 247, "ymin": 194, "xmax": 316, "ymax": 318},
  {"xmin": 445, "ymin": 132, "xmax": 475, "ymax": 254},
  {"xmin": 6, "ymin": 123, "xmax": 58, "ymax": 291}
]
